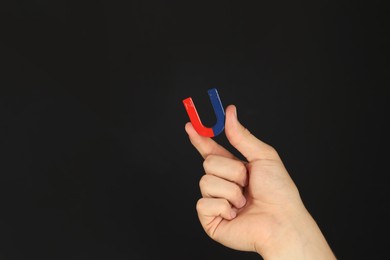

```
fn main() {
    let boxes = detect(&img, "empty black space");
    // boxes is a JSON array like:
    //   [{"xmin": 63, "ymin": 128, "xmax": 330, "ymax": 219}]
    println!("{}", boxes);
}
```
[{"xmin": 0, "ymin": 1, "xmax": 389, "ymax": 259}]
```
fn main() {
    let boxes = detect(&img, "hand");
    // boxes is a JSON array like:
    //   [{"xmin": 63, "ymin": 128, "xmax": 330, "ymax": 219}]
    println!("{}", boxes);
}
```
[{"xmin": 185, "ymin": 105, "xmax": 336, "ymax": 259}]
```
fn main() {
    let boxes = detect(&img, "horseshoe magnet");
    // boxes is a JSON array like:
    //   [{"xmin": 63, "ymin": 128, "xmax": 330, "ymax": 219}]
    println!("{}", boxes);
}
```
[{"xmin": 183, "ymin": 88, "xmax": 225, "ymax": 137}]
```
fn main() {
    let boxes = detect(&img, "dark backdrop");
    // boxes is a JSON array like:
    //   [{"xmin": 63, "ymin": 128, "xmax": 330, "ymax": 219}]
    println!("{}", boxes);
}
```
[{"xmin": 0, "ymin": 1, "xmax": 388, "ymax": 259}]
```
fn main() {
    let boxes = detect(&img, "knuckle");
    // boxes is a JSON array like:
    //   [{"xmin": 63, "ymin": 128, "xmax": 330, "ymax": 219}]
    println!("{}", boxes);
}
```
[
  {"xmin": 199, "ymin": 175, "xmax": 211, "ymax": 189},
  {"xmin": 222, "ymin": 199, "xmax": 231, "ymax": 210},
  {"xmin": 230, "ymin": 170, "xmax": 242, "ymax": 185},
  {"xmin": 235, "ymin": 163, "xmax": 247, "ymax": 180},
  {"xmin": 196, "ymin": 199, "xmax": 205, "ymax": 212},
  {"xmin": 266, "ymin": 145, "xmax": 279, "ymax": 158},
  {"xmin": 202, "ymin": 157, "xmax": 211, "ymax": 171},
  {"xmin": 231, "ymin": 127, "xmax": 251, "ymax": 147},
  {"xmin": 242, "ymin": 127, "xmax": 251, "ymax": 137},
  {"xmin": 231, "ymin": 186, "xmax": 243, "ymax": 200},
  {"xmin": 203, "ymin": 155, "xmax": 216, "ymax": 171}
]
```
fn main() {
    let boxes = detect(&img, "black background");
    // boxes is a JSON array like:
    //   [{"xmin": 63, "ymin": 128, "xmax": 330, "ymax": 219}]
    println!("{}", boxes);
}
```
[{"xmin": 0, "ymin": 1, "xmax": 389, "ymax": 259}]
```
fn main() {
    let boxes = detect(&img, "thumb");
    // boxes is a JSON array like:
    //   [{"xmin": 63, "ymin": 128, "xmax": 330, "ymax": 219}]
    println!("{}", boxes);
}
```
[{"xmin": 225, "ymin": 105, "xmax": 279, "ymax": 162}]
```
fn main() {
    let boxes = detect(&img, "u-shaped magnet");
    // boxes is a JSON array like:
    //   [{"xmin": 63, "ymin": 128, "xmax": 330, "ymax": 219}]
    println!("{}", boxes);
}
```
[{"xmin": 183, "ymin": 88, "xmax": 225, "ymax": 137}]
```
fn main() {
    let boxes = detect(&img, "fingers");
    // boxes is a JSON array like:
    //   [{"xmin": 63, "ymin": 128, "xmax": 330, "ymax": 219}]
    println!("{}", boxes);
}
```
[
  {"xmin": 196, "ymin": 198, "xmax": 237, "ymax": 221},
  {"xmin": 185, "ymin": 122, "xmax": 236, "ymax": 159},
  {"xmin": 225, "ymin": 105, "xmax": 280, "ymax": 162},
  {"xmin": 200, "ymin": 174, "xmax": 246, "ymax": 209},
  {"xmin": 203, "ymin": 155, "xmax": 248, "ymax": 187}
]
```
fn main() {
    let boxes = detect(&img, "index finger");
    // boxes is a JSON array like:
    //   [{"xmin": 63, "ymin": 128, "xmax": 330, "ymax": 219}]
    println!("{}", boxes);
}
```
[{"xmin": 185, "ymin": 122, "xmax": 236, "ymax": 160}]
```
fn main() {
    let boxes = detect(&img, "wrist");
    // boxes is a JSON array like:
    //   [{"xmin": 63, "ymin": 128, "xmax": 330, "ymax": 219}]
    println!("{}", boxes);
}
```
[{"xmin": 256, "ymin": 204, "xmax": 336, "ymax": 260}]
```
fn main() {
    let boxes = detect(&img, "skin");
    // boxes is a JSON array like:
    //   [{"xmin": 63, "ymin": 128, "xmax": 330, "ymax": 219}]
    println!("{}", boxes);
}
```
[{"xmin": 185, "ymin": 105, "xmax": 336, "ymax": 259}]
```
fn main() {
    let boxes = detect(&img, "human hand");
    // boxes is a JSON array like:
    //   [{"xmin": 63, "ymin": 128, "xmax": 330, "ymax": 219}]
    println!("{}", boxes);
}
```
[{"xmin": 185, "ymin": 105, "xmax": 335, "ymax": 259}]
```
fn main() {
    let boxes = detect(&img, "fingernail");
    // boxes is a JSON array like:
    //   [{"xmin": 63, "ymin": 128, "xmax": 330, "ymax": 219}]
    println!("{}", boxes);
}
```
[
  {"xmin": 230, "ymin": 210, "xmax": 237, "ymax": 219},
  {"xmin": 233, "ymin": 106, "xmax": 237, "ymax": 118}
]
